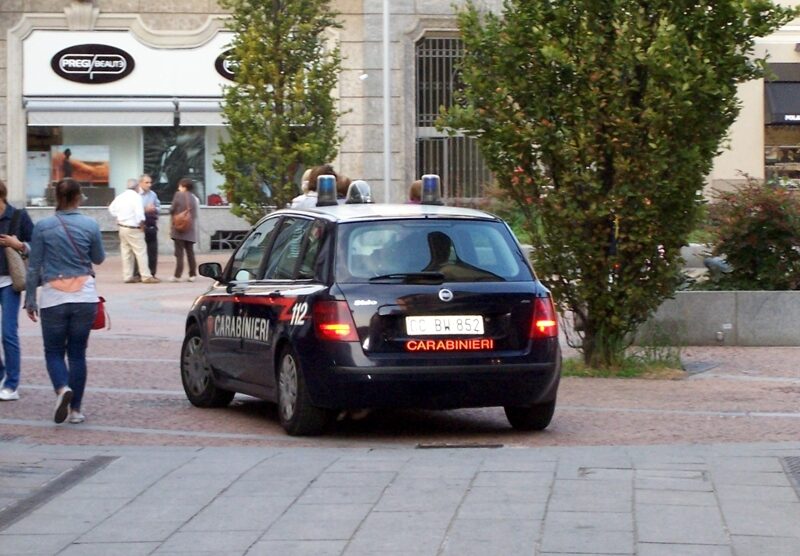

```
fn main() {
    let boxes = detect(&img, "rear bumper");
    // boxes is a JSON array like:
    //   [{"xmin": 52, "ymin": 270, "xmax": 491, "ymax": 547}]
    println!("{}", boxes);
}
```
[{"xmin": 304, "ymin": 356, "xmax": 561, "ymax": 410}]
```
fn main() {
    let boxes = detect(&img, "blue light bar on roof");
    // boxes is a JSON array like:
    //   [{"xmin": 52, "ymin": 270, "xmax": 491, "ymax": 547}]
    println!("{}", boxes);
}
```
[
  {"xmin": 421, "ymin": 174, "xmax": 443, "ymax": 205},
  {"xmin": 316, "ymin": 174, "xmax": 338, "ymax": 206}
]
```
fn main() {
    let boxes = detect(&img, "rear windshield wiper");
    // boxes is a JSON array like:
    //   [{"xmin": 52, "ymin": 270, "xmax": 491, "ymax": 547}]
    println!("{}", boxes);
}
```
[{"xmin": 368, "ymin": 272, "xmax": 445, "ymax": 283}]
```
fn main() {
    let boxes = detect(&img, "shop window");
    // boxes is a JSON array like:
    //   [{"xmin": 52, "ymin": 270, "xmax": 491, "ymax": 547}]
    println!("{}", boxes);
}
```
[
  {"xmin": 765, "ymin": 125, "xmax": 800, "ymax": 189},
  {"xmin": 143, "ymin": 127, "xmax": 206, "ymax": 204}
]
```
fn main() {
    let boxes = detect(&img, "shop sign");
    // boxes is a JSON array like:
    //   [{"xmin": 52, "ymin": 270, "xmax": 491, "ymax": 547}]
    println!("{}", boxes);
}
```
[
  {"xmin": 51, "ymin": 44, "xmax": 135, "ymax": 84},
  {"xmin": 215, "ymin": 49, "xmax": 237, "ymax": 81}
]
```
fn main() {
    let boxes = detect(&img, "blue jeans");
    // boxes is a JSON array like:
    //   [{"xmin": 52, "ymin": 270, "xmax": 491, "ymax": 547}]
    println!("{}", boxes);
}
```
[
  {"xmin": 0, "ymin": 284, "xmax": 21, "ymax": 391},
  {"xmin": 40, "ymin": 302, "xmax": 97, "ymax": 410}
]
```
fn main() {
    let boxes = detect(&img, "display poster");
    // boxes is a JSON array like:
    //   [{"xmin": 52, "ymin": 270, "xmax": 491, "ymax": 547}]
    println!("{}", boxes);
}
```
[
  {"xmin": 765, "ymin": 145, "xmax": 800, "ymax": 188},
  {"xmin": 50, "ymin": 145, "xmax": 110, "ymax": 185},
  {"xmin": 26, "ymin": 151, "xmax": 51, "ymax": 205},
  {"xmin": 143, "ymin": 127, "xmax": 205, "ymax": 203}
]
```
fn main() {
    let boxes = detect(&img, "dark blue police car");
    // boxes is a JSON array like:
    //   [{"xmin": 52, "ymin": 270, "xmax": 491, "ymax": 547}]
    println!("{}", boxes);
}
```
[{"xmin": 180, "ymin": 176, "xmax": 561, "ymax": 435}]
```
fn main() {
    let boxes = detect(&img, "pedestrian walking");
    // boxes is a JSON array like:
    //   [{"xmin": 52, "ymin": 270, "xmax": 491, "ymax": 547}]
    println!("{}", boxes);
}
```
[
  {"xmin": 169, "ymin": 177, "xmax": 199, "ymax": 282},
  {"xmin": 108, "ymin": 178, "xmax": 159, "ymax": 284},
  {"xmin": 24, "ymin": 178, "xmax": 106, "ymax": 424},
  {"xmin": 0, "ymin": 179, "xmax": 34, "ymax": 402}
]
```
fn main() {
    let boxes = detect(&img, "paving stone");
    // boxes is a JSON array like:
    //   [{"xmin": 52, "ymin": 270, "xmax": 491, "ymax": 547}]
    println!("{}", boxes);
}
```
[
  {"xmin": 540, "ymin": 527, "xmax": 634, "ymax": 554},
  {"xmin": 460, "ymin": 484, "xmax": 552, "ymax": 504},
  {"xmin": 549, "ymin": 480, "xmax": 632, "ymax": 512},
  {"xmin": 636, "ymin": 489, "xmax": 718, "ymax": 507},
  {"xmin": 712, "ymin": 470, "xmax": 792, "ymax": 487},
  {"xmin": 715, "ymin": 484, "xmax": 799, "ymax": 503},
  {"xmin": 471, "ymin": 471, "xmax": 554, "ymax": 488},
  {"xmin": 636, "ymin": 504, "xmax": 729, "ymax": 545},
  {"xmin": 720, "ymin": 500, "xmax": 800, "ymax": 537},
  {"xmin": 77, "ymin": 520, "xmax": 185, "ymax": 543},
  {"xmin": 709, "ymin": 456, "xmax": 787, "ymax": 472},
  {"xmin": 324, "ymin": 457, "xmax": 409, "ymax": 474},
  {"xmin": 297, "ymin": 484, "xmax": 387, "ymax": 505},
  {"xmin": 0, "ymin": 534, "xmax": 75, "ymax": 555},
  {"xmin": 156, "ymin": 530, "xmax": 262, "ymax": 553},
  {"xmin": 59, "ymin": 542, "xmax": 160, "ymax": 555},
  {"xmin": 262, "ymin": 503, "xmax": 372, "ymax": 541},
  {"xmin": 456, "ymin": 500, "xmax": 546, "ymax": 521},
  {"xmin": 310, "ymin": 471, "xmax": 396, "ymax": 487},
  {"xmin": 637, "ymin": 543, "xmax": 733, "ymax": 556},
  {"xmin": 219, "ymin": 478, "xmax": 311, "ymax": 498},
  {"xmin": 374, "ymin": 478, "xmax": 468, "ymax": 512},
  {"xmin": 731, "ymin": 535, "xmax": 800, "ymax": 556},
  {"xmin": 634, "ymin": 476, "xmax": 713, "ymax": 492},
  {"xmin": 544, "ymin": 511, "xmax": 634, "ymax": 532},
  {"xmin": 180, "ymin": 495, "xmax": 294, "ymax": 532},
  {"xmin": 440, "ymin": 519, "xmax": 537, "ymax": 555},
  {"xmin": 346, "ymin": 510, "xmax": 451, "ymax": 554},
  {"xmin": 247, "ymin": 539, "xmax": 347, "ymax": 556}
]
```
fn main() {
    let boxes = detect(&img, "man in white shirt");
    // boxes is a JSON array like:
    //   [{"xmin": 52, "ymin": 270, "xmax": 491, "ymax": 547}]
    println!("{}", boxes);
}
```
[{"xmin": 108, "ymin": 179, "xmax": 159, "ymax": 284}]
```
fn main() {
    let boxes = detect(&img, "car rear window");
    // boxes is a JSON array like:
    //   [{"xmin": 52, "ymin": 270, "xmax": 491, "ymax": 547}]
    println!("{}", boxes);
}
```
[{"xmin": 335, "ymin": 219, "xmax": 532, "ymax": 283}]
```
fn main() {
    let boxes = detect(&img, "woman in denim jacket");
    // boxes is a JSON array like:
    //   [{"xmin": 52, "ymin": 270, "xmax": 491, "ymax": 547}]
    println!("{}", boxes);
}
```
[{"xmin": 25, "ymin": 178, "xmax": 105, "ymax": 424}]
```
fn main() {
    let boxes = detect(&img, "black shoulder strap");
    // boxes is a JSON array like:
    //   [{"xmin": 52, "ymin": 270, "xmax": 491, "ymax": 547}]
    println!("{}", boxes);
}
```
[{"xmin": 9, "ymin": 209, "xmax": 20, "ymax": 236}]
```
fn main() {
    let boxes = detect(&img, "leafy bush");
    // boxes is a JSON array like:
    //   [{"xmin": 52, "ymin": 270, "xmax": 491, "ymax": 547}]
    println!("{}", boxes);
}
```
[{"xmin": 706, "ymin": 179, "xmax": 800, "ymax": 290}]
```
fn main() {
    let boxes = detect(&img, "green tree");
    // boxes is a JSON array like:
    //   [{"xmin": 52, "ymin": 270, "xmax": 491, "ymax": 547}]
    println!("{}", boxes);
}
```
[
  {"xmin": 215, "ymin": 0, "xmax": 342, "ymax": 224},
  {"xmin": 441, "ymin": 0, "xmax": 796, "ymax": 368}
]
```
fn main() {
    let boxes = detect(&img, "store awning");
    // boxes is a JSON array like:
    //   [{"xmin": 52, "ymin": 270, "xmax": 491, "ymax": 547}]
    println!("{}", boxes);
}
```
[
  {"xmin": 179, "ymin": 99, "xmax": 225, "ymax": 126},
  {"xmin": 24, "ymin": 97, "xmax": 225, "ymax": 127},
  {"xmin": 765, "ymin": 83, "xmax": 800, "ymax": 124}
]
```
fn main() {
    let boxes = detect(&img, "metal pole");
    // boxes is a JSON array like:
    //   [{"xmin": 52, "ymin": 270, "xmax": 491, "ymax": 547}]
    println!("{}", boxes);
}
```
[{"xmin": 382, "ymin": 0, "xmax": 391, "ymax": 202}]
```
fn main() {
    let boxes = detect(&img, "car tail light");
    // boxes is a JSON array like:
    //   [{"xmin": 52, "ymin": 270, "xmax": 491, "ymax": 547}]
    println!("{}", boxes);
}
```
[
  {"xmin": 530, "ymin": 296, "xmax": 558, "ymax": 339},
  {"xmin": 313, "ymin": 301, "xmax": 359, "ymax": 341}
]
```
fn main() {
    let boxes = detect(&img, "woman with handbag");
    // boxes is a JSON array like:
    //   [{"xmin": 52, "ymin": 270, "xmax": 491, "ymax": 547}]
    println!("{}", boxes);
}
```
[
  {"xmin": 0, "ymin": 179, "xmax": 34, "ymax": 402},
  {"xmin": 24, "ymin": 178, "xmax": 105, "ymax": 424},
  {"xmin": 169, "ymin": 177, "xmax": 199, "ymax": 282}
]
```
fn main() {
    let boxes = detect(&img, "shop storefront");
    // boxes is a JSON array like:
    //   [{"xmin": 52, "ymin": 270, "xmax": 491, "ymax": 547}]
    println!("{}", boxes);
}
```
[{"xmin": 21, "ymin": 29, "xmax": 232, "ymax": 207}]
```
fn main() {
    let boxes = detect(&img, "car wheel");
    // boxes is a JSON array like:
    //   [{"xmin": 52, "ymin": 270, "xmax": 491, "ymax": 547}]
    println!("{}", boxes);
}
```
[
  {"xmin": 277, "ymin": 346, "xmax": 330, "ymax": 436},
  {"xmin": 181, "ymin": 323, "xmax": 235, "ymax": 408},
  {"xmin": 504, "ymin": 399, "xmax": 556, "ymax": 431}
]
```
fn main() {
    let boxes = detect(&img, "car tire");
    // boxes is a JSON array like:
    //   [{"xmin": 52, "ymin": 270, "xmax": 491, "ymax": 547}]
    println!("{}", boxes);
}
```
[
  {"xmin": 277, "ymin": 346, "xmax": 330, "ymax": 436},
  {"xmin": 504, "ymin": 399, "xmax": 556, "ymax": 431},
  {"xmin": 181, "ymin": 323, "xmax": 235, "ymax": 408}
]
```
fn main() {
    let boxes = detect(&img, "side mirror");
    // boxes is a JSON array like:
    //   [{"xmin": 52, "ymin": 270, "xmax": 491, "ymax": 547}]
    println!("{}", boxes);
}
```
[{"xmin": 198, "ymin": 262, "xmax": 223, "ymax": 281}]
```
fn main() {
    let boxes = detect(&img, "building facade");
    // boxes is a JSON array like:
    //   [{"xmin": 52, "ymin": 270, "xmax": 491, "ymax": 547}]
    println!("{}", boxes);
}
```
[{"xmin": 1, "ymin": 0, "xmax": 799, "ymax": 250}]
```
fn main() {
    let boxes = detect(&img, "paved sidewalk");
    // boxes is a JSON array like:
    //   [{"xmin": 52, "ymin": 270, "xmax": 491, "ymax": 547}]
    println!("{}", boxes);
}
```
[{"xmin": 1, "ymin": 441, "xmax": 799, "ymax": 555}]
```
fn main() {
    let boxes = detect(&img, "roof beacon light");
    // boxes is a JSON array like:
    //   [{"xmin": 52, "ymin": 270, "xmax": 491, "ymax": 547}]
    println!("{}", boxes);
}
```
[
  {"xmin": 421, "ymin": 174, "xmax": 443, "ymax": 205},
  {"xmin": 316, "ymin": 174, "xmax": 338, "ymax": 207},
  {"xmin": 345, "ymin": 180, "xmax": 373, "ymax": 204}
]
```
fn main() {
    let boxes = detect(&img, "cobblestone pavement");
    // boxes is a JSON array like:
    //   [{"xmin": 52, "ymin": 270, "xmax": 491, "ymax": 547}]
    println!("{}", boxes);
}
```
[{"xmin": 1, "ymin": 254, "xmax": 799, "ymax": 554}]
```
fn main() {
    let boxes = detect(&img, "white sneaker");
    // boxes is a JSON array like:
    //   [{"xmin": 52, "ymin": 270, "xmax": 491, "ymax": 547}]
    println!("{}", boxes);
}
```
[
  {"xmin": 187, "ymin": 276, "xmax": 196, "ymax": 282},
  {"xmin": 54, "ymin": 387, "xmax": 73, "ymax": 423},
  {"xmin": 0, "ymin": 387, "xmax": 19, "ymax": 401},
  {"xmin": 69, "ymin": 411, "xmax": 85, "ymax": 424},
  {"xmin": 170, "ymin": 276, "xmax": 180, "ymax": 282}
]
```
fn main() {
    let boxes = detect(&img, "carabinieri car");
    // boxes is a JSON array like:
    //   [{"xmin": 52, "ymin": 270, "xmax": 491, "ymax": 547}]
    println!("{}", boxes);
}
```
[{"xmin": 180, "ymin": 177, "xmax": 561, "ymax": 436}]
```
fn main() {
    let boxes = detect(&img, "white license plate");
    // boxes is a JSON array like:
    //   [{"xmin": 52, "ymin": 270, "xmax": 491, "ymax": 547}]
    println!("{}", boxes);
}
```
[{"xmin": 405, "ymin": 315, "xmax": 484, "ymax": 336}]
